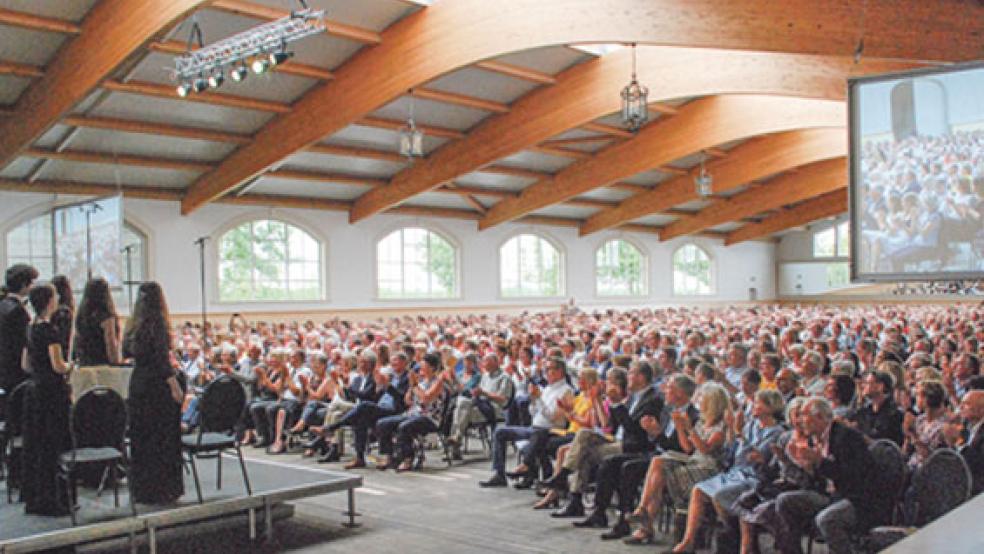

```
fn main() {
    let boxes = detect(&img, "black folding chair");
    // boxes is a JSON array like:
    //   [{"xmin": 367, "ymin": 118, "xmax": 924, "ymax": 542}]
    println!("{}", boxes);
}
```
[
  {"xmin": 56, "ymin": 386, "xmax": 136, "ymax": 525},
  {"xmin": 904, "ymin": 447, "xmax": 972, "ymax": 526},
  {"xmin": 3, "ymin": 381, "xmax": 32, "ymax": 503},
  {"xmin": 182, "ymin": 376, "xmax": 252, "ymax": 503}
]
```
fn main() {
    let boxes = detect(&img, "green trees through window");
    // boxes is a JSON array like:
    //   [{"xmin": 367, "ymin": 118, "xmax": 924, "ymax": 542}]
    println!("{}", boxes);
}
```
[
  {"xmin": 596, "ymin": 239, "xmax": 646, "ymax": 296},
  {"xmin": 673, "ymin": 243, "xmax": 713, "ymax": 295},
  {"xmin": 500, "ymin": 233, "xmax": 562, "ymax": 297},
  {"xmin": 377, "ymin": 227, "xmax": 457, "ymax": 299},
  {"xmin": 218, "ymin": 219, "xmax": 321, "ymax": 302}
]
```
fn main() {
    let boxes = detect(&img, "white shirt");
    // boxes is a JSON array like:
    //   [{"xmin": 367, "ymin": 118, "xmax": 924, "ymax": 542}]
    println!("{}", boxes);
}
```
[
  {"xmin": 530, "ymin": 380, "xmax": 573, "ymax": 429},
  {"xmin": 283, "ymin": 366, "xmax": 313, "ymax": 401}
]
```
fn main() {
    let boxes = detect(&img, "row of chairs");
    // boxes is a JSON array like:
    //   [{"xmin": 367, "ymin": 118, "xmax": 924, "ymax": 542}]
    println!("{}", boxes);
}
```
[{"xmin": 0, "ymin": 376, "xmax": 253, "ymax": 525}]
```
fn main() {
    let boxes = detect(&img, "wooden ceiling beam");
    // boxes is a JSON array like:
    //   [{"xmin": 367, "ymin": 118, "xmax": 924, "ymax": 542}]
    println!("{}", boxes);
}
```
[
  {"xmin": 542, "ymin": 136, "xmax": 615, "ymax": 148},
  {"xmin": 725, "ymin": 189, "xmax": 848, "ymax": 245},
  {"xmin": 62, "ymin": 114, "xmax": 253, "ymax": 144},
  {"xmin": 264, "ymin": 169, "xmax": 388, "ymax": 188},
  {"xmin": 658, "ymin": 158, "xmax": 848, "ymax": 241},
  {"xmin": 0, "ymin": 0, "xmax": 210, "ymax": 169},
  {"xmin": 579, "ymin": 128, "xmax": 846, "ymax": 235},
  {"xmin": 581, "ymin": 122, "xmax": 634, "ymax": 139},
  {"xmin": 306, "ymin": 143, "xmax": 405, "ymax": 163},
  {"xmin": 358, "ymin": 116, "xmax": 464, "ymax": 140},
  {"xmin": 23, "ymin": 147, "xmax": 213, "ymax": 173},
  {"xmin": 474, "ymin": 60, "xmax": 556, "ymax": 84},
  {"xmin": 149, "ymin": 40, "xmax": 334, "ymax": 80},
  {"xmin": 0, "ymin": 7, "xmax": 81, "ymax": 34},
  {"xmin": 209, "ymin": 0, "xmax": 382, "ymax": 45},
  {"xmin": 478, "ymin": 165, "xmax": 550, "ymax": 180},
  {"xmin": 347, "ymin": 46, "xmax": 915, "ymax": 224},
  {"xmin": 102, "ymin": 79, "xmax": 291, "ymax": 113},
  {"xmin": 181, "ymin": 0, "xmax": 959, "ymax": 215},
  {"xmin": 529, "ymin": 145, "xmax": 591, "ymax": 160},
  {"xmin": 411, "ymin": 88, "xmax": 509, "ymax": 113},
  {"xmin": 477, "ymin": 95, "xmax": 845, "ymax": 230},
  {"xmin": 0, "ymin": 60, "xmax": 43, "ymax": 78}
]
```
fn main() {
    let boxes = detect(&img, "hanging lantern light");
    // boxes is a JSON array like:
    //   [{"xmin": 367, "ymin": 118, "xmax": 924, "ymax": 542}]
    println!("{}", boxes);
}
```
[
  {"xmin": 695, "ymin": 153, "xmax": 713, "ymax": 198},
  {"xmin": 620, "ymin": 43, "xmax": 649, "ymax": 133},
  {"xmin": 399, "ymin": 90, "xmax": 424, "ymax": 161}
]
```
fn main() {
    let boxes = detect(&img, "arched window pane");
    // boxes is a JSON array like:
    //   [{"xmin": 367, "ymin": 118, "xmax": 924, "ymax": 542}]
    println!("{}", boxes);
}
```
[
  {"xmin": 5, "ymin": 213, "xmax": 54, "ymax": 278},
  {"xmin": 673, "ymin": 244, "xmax": 713, "ymax": 295},
  {"xmin": 596, "ymin": 239, "xmax": 646, "ymax": 296},
  {"xmin": 500, "ymin": 234, "xmax": 562, "ymax": 297},
  {"xmin": 218, "ymin": 219, "xmax": 322, "ymax": 302},
  {"xmin": 376, "ymin": 227, "xmax": 457, "ymax": 299}
]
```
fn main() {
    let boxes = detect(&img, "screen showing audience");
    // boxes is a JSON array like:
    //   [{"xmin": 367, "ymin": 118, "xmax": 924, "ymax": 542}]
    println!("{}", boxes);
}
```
[
  {"xmin": 850, "ymin": 63, "xmax": 984, "ymax": 281},
  {"xmin": 53, "ymin": 195, "xmax": 123, "ymax": 287}
]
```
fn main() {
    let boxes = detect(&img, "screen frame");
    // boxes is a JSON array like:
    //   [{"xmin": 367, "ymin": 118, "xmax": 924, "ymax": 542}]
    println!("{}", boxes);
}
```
[{"xmin": 848, "ymin": 59, "xmax": 984, "ymax": 283}]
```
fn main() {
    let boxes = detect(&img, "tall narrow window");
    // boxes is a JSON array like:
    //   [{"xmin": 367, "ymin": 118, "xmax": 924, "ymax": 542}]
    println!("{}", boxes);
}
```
[
  {"xmin": 218, "ymin": 219, "xmax": 322, "ymax": 302},
  {"xmin": 500, "ymin": 233, "xmax": 563, "ymax": 297},
  {"xmin": 5, "ymin": 213, "xmax": 54, "ymax": 278},
  {"xmin": 596, "ymin": 239, "xmax": 647, "ymax": 296},
  {"xmin": 376, "ymin": 227, "xmax": 458, "ymax": 299},
  {"xmin": 672, "ymin": 244, "xmax": 713, "ymax": 295}
]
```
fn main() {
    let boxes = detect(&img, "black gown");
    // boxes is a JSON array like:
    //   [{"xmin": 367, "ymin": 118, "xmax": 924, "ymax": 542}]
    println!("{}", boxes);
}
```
[
  {"xmin": 125, "ymin": 332, "xmax": 184, "ymax": 504},
  {"xmin": 21, "ymin": 320, "xmax": 72, "ymax": 516}
]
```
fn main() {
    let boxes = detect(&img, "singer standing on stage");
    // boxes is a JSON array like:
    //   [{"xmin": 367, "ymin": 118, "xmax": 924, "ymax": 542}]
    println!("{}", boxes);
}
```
[
  {"xmin": 124, "ymin": 282, "xmax": 185, "ymax": 504},
  {"xmin": 0, "ymin": 264, "xmax": 38, "ymax": 393}
]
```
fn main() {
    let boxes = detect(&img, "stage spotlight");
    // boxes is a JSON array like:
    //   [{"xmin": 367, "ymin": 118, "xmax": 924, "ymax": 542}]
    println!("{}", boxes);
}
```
[
  {"xmin": 230, "ymin": 63, "xmax": 248, "ymax": 82},
  {"xmin": 208, "ymin": 70, "xmax": 224, "ymax": 89},
  {"xmin": 269, "ymin": 49, "xmax": 293, "ymax": 66},
  {"xmin": 192, "ymin": 75, "xmax": 208, "ymax": 93},
  {"xmin": 251, "ymin": 56, "xmax": 270, "ymax": 74},
  {"xmin": 176, "ymin": 82, "xmax": 192, "ymax": 97}
]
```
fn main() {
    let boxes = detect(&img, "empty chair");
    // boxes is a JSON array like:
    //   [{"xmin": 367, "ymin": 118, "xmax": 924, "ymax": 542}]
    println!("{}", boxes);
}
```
[
  {"xmin": 904, "ymin": 447, "xmax": 972, "ymax": 526},
  {"xmin": 56, "ymin": 387, "xmax": 136, "ymax": 525},
  {"xmin": 867, "ymin": 439, "xmax": 908, "ymax": 526},
  {"xmin": 182, "ymin": 376, "xmax": 252, "ymax": 503}
]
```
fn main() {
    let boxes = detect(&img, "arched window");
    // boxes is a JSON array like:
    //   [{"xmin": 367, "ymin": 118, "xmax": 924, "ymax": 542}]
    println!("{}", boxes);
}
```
[
  {"xmin": 596, "ymin": 239, "xmax": 647, "ymax": 296},
  {"xmin": 376, "ymin": 227, "xmax": 458, "ymax": 299},
  {"xmin": 218, "ymin": 219, "xmax": 322, "ymax": 302},
  {"xmin": 500, "ymin": 233, "xmax": 563, "ymax": 297},
  {"xmin": 672, "ymin": 244, "xmax": 713, "ymax": 295}
]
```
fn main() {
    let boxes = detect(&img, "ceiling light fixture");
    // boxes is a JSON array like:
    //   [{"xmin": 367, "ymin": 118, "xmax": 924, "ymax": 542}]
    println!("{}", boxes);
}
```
[
  {"xmin": 230, "ymin": 63, "xmax": 248, "ymax": 82},
  {"xmin": 399, "ymin": 89, "xmax": 424, "ymax": 162},
  {"xmin": 695, "ymin": 153, "xmax": 713, "ymax": 198},
  {"xmin": 620, "ymin": 43, "xmax": 649, "ymax": 133}
]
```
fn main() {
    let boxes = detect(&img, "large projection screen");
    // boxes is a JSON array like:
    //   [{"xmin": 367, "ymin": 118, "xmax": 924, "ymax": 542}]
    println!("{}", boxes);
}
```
[
  {"xmin": 52, "ymin": 195, "xmax": 123, "ymax": 288},
  {"xmin": 849, "ymin": 61, "xmax": 984, "ymax": 282}
]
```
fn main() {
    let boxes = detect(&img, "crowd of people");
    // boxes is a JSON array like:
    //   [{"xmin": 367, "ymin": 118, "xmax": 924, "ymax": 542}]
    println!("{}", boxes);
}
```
[
  {"xmin": 2, "ymin": 260, "xmax": 984, "ymax": 553},
  {"xmin": 859, "ymin": 130, "xmax": 984, "ymax": 273},
  {"xmin": 891, "ymin": 280, "xmax": 984, "ymax": 296}
]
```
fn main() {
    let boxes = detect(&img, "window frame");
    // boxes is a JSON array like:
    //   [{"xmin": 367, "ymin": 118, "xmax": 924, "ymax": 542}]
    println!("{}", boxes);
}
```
[
  {"xmin": 373, "ymin": 224, "xmax": 462, "ymax": 301},
  {"xmin": 497, "ymin": 230, "xmax": 566, "ymax": 300},
  {"xmin": 671, "ymin": 242, "xmax": 716, "ymax": 297},
  {"xmin": 594, "ymin": 237, "xmax": 649, "ymax": 298},
  {"xmin": 214, "ymin": 215, "xmax": 327, "ymax": 304},
  {"xmin": 812, "ymin": 220, "xmax": 850, "ymax": 259}
]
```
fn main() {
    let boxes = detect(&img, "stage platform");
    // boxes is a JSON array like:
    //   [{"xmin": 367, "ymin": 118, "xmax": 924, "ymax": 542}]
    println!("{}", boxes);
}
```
[{"xmin": 0, "ymin": 456, "xmax": 361, "ymax": 554}]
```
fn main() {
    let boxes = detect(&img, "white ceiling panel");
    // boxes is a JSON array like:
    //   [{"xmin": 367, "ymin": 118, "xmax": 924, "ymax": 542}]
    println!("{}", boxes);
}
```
[
  {"xmin": 560, "ymin": 140, "xmax": 613, "ymax": 154},
  {"xmin": 425, "ymin": 67, "xmax": 539, "ymax": 105},
  {"xmin": 530, "ymin": 204, "xmax": 598, "ymax": 219},
  {"xmin": 0, "ymin": 75, "xmax": 30, "ymax": 104},
  {"xmin": 709, "ymin": 222, "xmax": 744, "ymax": 233},
  {"xmin": 0, "ymin": 25, "xmax": 66, "ymax": 66},
  {"xmin": 621, "ymin": 170, "xmax": 668, "ymax": 186},
  {"xmin": 667, "ymin": 151, "xmax": 705, "ymax": 170},
  {"xmin": 245, "ymin": 0, "xmax": 417, "ymax": 32},
  {"xmin": 494, "ymin": 46, "xmax": 589, "ymax": 75},
  {"xmin": 630, "ymin": 214, "xmax": 678, "ymax": 226},
  {"xmin": 577, "ymin": 188, "xmax": 633, "ymax": 202},
  {"xmin": 35, "ymin": 160, "xmax": 199, "ymax": 189},
  {"xmin": 325, "ymin": 124, "xmax": 449, "ymax": 155},
  {"xmin": 457, "ymin": 171, "xmax": 534, "ymax": 191},
  {"xmin": 0, "ymin": 156, "xmax": 37, "ymax": 179},
  {"xmin": 281, "ymin": 151, "xmax": 405, "ymax": 177},
  {"xmin": 0, "ymin": 0, "xmax": 98, "ymax": 21},
  {"xmin": 63, "ymin": 128, "xmax": 237, "ymax": 162},
  {"xmin": 674, "ymin": 199, "xmax": 714, "ymax": 211},
  {"xmin": 402, "ymin": 192, "xmax": 477, "ymax": 211},
  {"xmin": 715, "ymin": 184, "xmax": 750, "ymax": 198},
  {"xmin": 127, "ymin": 52, "xmax": 317, "ymax": 104},
  {"xmin": 500, "ymin": 151, "xmax": 574, "ymax": 173},
  {"xmin": 550, "ymin": 128, "xmax": 605, "ymax": 141},
  {"xmin": 371, "ymin": 96, "xmax": 491, "ymax": 132},
  {"xmin": 248, "ymin": 175, "xmax": 369, "ymax": 201},
  {"xmin": 35, "ymin": 125, "xmax": 74, "ymax": 149},
  {"xmin": 87, "ymin": 92, "xmax": 275, "ymax": 135}
]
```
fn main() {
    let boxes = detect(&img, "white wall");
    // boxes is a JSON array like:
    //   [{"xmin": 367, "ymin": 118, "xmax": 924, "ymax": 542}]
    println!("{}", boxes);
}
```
[
  {"xmin": 776, "ymin": 215, "xmax": 860, "ymax": 297},
  {"xmin": 0, "ymin": 192, "xmax": 777, "ymax": 314}
]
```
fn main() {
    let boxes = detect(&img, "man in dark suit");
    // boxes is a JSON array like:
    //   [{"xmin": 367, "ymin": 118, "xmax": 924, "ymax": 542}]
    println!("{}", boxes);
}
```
[
  {"xmin": 0, "ymin": 264, "xmax": 38, "ymax": 394},
  {"xmin": 544, "ymin": 360, "xmax": 663, "ymax": 518},
  {"xmin": 583, "ymin": 372, "xmax": 699, "ymax": 539},
  {"xmin": 775, "ymin": 397, "xmax": 876, "ymax": 554},
  {"xmin": 945, "ymin": 390, "xmax": 984, "ymax": 495}
]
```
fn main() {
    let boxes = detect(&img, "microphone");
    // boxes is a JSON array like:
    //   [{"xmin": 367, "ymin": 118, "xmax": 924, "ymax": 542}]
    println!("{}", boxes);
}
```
[{"xmin": 193, "ymin": 236, "xmax": 210, "ymax": 246}]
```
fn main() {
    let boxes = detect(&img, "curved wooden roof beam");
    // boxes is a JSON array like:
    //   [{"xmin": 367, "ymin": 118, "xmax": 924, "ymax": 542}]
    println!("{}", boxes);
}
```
[
  {"xmin": 725, "ymin": 189, "xmax": 848, "ymax": 245},
  {"xmin": 0, "ymin": 0, "xmax": 209, "ymax": 169},
  {"xmin": 579, "ymin": 128, "xmax": 846, "ymax": 235},
  {"xmin": 658, "ymin": 158, "xmax": 847, "ymax": 241},
  {"xmin": 477, "ymin": 95, "xmax": 845, "ymax": 230},
  {"xmin": 346, "ymin": 47, "xmax": 912, "ymax": 223},
  {"xmin": 179, "ymin": 0, "xmax": 977, "ymax": 215}
]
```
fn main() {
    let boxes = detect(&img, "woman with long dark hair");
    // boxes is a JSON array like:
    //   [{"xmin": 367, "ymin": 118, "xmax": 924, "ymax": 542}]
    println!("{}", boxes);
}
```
[
  {"xmin": 21, "ymin": 282, "xmax": 73, "ymax": 515},
  {"xmin": 0, "ymin": 263, "xmax": 38, "ymax": 393},
  {"xmin": 50, "ymin": 275, "xmax": 74, "ymax": 360},
  {"xmin": 124, "ymin": 282, "xmax": 184, "ymax": 504},
  {"xmin": 75, "ymin": 278, "xmax": 121, "ymax": 366}
]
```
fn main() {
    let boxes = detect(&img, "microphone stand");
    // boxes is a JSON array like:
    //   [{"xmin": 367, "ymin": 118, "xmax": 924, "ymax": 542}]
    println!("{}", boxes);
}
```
[{"xmin": 194, "ymin": 237, "xmax": 209, "ymax": 347}]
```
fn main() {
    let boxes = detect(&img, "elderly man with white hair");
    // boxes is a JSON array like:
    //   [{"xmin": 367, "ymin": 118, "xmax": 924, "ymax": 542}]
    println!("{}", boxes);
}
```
[{"xmin": 798, "ymin": 349, "xmax": 828, "ymax": 397}]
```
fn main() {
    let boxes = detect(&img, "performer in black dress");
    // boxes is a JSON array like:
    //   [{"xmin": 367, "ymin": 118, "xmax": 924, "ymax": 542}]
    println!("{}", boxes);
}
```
[
  {"xmin": 21, "ymin": 282, "xmax": 73, "ymax": 516},
  {"xmin": 0, "ymin": 263, "xmax": 38, "ymax": 393},
  {"xmin": 124, "ymin": 282, "xmax": 184, "ymax": 504},
  {"xmin": 50, "ymin": 275, "xmax": 74, "ymax": 360},
  {"xmin": 75, "ymin": 278, "xmax": 121, "ymax": 367}
]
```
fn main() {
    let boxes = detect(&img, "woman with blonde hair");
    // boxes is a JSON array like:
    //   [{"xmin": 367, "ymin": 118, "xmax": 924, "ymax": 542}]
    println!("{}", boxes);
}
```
[{"xmin": 624, "ymin": 382, "xmax": 732, "ymax": 544}]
